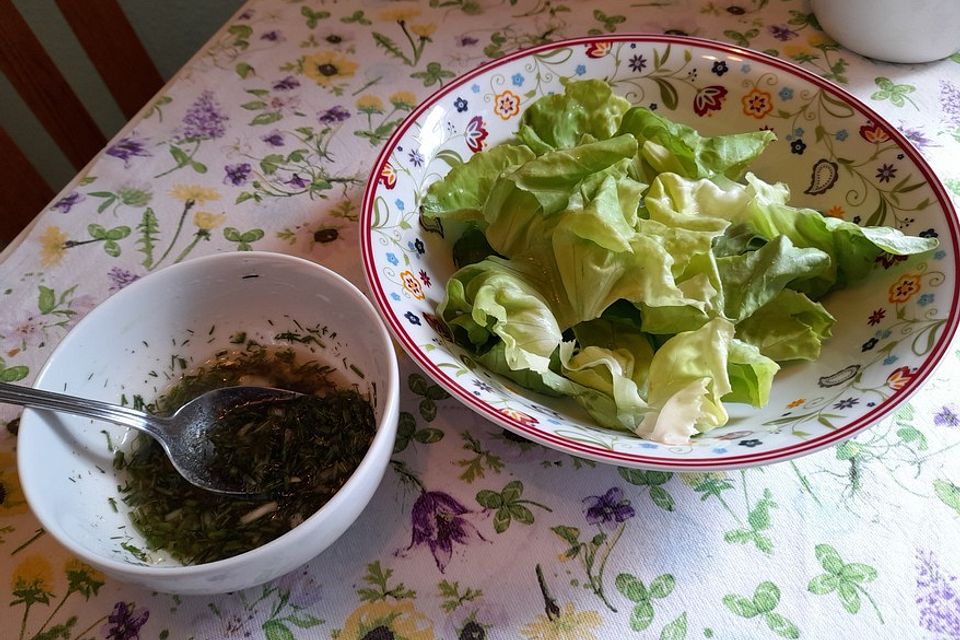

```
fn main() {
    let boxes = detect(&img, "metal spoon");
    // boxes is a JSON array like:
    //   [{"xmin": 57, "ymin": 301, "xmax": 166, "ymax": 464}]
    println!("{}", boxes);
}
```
[{"xmin": 0, "ymin": 381, "xmax": 303, "ymax": 496}]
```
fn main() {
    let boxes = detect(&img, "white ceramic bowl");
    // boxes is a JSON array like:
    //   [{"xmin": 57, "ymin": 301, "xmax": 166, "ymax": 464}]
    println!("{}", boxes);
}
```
[
  {"xmin": 361, "ymin": 35, "xmax": 959, "ymax": 471},
  {"xmin": 17, "ymin": 251, "xmax": 399, "ymax": 594}
]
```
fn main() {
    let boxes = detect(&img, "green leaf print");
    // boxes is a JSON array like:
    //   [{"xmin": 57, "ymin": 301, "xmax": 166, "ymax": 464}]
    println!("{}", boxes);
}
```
[
  {"xmin": 457, "ymin": 431, "xmax": 504, "ymax": 482},
  {"xmin": 807, "ymin": 544, "xmax": 883, "ymax": 623},
  {"xmin": 356, "ymin": 561, "xmax": 416, "ymax": 602},
  {"xmin": 871, "ymin": 77, "xmax": 918, "ymax": 108},
  {"xmin": 934, "ymin": 479, "xmax": 960, "ymax": 515},
  {"xmin": 659, "ymin": 612, "xmax": 687, "ymax": 640},
  {"xmin": 0, "ymin": 357, "xmax": 28, "ymax": 383},
  {"xmin": 263, "ymin": 620, "xmax": 296, "ymax": 640},
  {"xmin": 300, "ymin": 6, "xmax": 330, "ymax": 28},
  {"xmin": 616, "ymin": 572, "xmax": 675, "ymax": 631},
  {"xmin": 723, "ymin": 582, "xmax": 798, "ymax": 638},
  {"xmin": 411, "ymin": 62, "xmax": 455, "ymax": 87},
  {"xmin": 723, "ymin": 488, "xmax": 776, "ymax": 555},
  {"xmin": 393, "ymin": 411, "xmax": 444, "ymax": 454},
  {"xmin": 618, "ymin": 468, "xmax": 675, "ymax": 511},
  {"xmin": 475, "ymin": 480, "xmax": 551, "ymax": 533}
]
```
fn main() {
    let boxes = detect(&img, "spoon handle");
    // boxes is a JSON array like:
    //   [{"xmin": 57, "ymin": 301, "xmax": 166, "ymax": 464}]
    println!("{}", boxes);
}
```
[{"xmin": 0, "ymin": 381, "xmax": 164, "ymax": 437}]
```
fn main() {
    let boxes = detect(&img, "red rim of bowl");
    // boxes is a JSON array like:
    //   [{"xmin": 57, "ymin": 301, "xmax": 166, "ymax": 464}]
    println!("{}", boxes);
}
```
[{"xmin": 361, "ymin": 34, "xmax": 960, "ymax": 469}]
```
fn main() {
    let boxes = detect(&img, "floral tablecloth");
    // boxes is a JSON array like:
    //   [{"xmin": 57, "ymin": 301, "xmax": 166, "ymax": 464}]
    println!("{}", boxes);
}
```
[{"xmin": 2, "ymin": 1, "xmax": 960, "ymax": 638}]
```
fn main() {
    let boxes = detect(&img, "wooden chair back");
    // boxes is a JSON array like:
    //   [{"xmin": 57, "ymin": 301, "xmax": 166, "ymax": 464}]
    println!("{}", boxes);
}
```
[{"xmin": 0, "ymin": 0, "xmax": 163, "ymax": 245}]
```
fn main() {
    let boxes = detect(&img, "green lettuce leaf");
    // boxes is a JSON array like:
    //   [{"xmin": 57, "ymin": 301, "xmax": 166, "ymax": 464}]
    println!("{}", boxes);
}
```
[
  {"xmin": 725, "ymin": 339, "xmax": 780, "ymax": 406},
  {"xmin": 735, "ymin": 289, "xmax": 835, "ymax": 361},
  {"xmin": 517, "ymin": 79, "xmax": 632, "ymax": 152}
]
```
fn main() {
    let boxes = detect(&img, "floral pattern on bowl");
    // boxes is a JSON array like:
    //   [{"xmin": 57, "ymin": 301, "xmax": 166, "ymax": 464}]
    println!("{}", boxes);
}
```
[{"xmin": 360, "ymin": 35, "xmax": 959, "ymax": 470}]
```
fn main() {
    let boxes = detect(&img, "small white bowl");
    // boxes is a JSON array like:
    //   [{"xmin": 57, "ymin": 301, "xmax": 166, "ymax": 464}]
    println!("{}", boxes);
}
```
[{"xmin": 17, "ymin": 252, "xmax": 399, "ymax": 594}]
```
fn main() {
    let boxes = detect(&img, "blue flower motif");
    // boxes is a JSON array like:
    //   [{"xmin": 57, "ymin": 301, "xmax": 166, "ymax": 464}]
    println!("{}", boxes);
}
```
[
  {"xmin": 883, "ymin": 355, "xmax": 899, "ymax": 365},
  {"xmin": 876, "ymin": 329, "xmax": 892, "ymax": 339},
  {"xmin": 387, "ymin": 252, "xmax": 399, "ymax": 266},
  {"xmin": 547, "ymin": 418, "xmax": 562, "ymax": 425},
  {"xmin": 404, "ymin": 311, "xmax": 422, "ymax": 326},
  {"xmin": 390, "ymin": 292, "xmax": 401, "ymax": 301},
  {"xmin": 778, "ymin": 87, "xmax": 794, "ymax": 101},
  {"xmin": 793, "ymin": 127, "xmax": 805, "ymax": 137},
  {"xmin": 639, "ymin": 442, "xmax": 659, "ymax": 449},
  {"xmin": 712, "ymin": 447, "xmax": 728, "ymax": 454},
  {"xmin": 454, "ymin": 97, "xmax": 468, "ymax": 112},
  {"xmin": 575, "ymin": 64, "xmax": 587, "ymax": 76},
  {"xmin": 835, "ymin": 129, "xmax": 849, "ymax": 141},
  {"xmin": 511, "ymin": 73, "xmax": 524, "ymax": 87},
  {"xmin": 471, "ymin": 83, "xmax": 480, "ymax": 94},
  {"xmin": 711, "ymin": 60, "xmax": 728, "ymax": 76},
  {"xmin": 740, "ymin": 63, "xmax": 751, "ymax": 73},
  {"xmin": 739, "ymin": 439, "xmax": 762, "ymax": 447},
  {"xmin": 395, "ymin": 198, "xmax": 405, "ymax": 211},
  {"xmin": 919, "ymin": 293, "xmax": 935, "ymax": 306},
  {"xmin": 935, "ymin": 249, "xmax": 947, "ymax": 260}
]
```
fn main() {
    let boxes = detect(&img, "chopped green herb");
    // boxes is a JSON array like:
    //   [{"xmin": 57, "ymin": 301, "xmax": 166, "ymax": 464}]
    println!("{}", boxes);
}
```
[{"xmin": 117, "ymin": 346, "xmax": 375, "ymax": 565}]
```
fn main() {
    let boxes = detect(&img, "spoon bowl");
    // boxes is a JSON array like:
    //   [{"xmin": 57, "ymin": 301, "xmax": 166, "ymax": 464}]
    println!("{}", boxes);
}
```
[{"xmin": 0, "ymin": 381, "xmax": 303, "ymax": 495}]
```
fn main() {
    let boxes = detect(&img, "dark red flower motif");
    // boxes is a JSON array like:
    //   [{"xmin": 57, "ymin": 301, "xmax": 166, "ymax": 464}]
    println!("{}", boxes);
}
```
[
  {"xmin": 406, "ymin": 491, "xmax": 483, "ymax": 572},
  {"xmin": 464, "ymin": 115, "xmax": 489, "ymax": 153},
  {"xmin": 585, "ymin": 41, "xmax": 613, "ymax": 58},
  {"xmin": 875, "ymin": 252, "xmax": 908, "ymax": 269},
  {"xmin": 419, "ymin": 270, "xmax": 431, "ymax": 287},
  {"xmin": 867, "ymin": 308, "xmax": 886, "ymax": 325},
  {"xmin": 859, "ymin": 120, "xmax": 891, "ymax": 143},
  {"xmin": 422, "ymin": 312, "xmax": 452, "ymax": 340},
  {"xmin": 379, "ymin": 162, "xmax": 397, "ymax": 189},
  {"xmin": 693, "ymin": 85, "xmax": 728, "ymax": 116}
]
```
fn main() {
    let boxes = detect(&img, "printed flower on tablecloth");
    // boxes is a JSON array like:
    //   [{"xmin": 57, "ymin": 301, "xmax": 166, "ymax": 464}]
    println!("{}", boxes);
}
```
[
  {"xmin": 583, "ymin": 487, "xmax": 635, "ymax": 529},
  {"xmin": 391, "ymin": 91, "xmax": 418, "ymax": 110},
  {"xmin": 106, "ymin": 136, "xmax": 151, "ymax": 167},
  {"xmin": 693, "ymin": 85, "xmax": 728, "ymax": 116},
  {"xmin": 50, "ymin": 191, "xmax": 84, "ymax": 213},
  {"xmin": 338, "ymin": 600, "xmax": 434, "ymax": 640},
  {"xmin": 916, "ymin": 549, "xmax": 960, "ymax": 637},
  {"xmin": 169, "ymin": 184, "xmax": 221, "ymax": 205},
  {"xmin": 494, "ymin": 90, "xmax": 521, "ymax": 120},
  {"xmin": 102, "ymin": 601, "xmax": 150, "ymax": 640},
  {"xmin": 192, "ymin": 211, "xmax": 226, "ymax": 232},
  {"xmin": 520, "ymin": 602, "xmax": 601, "ymax": 640},
  {"xmin": 319, "ymin": 105, "xmax": 351, "ymax": 124},
  {"xmin": 10, "ymin": 554, "xmax": 55, "ymax": 607},
  {"xmin": 585, "ymin": 41, "xmax": 612, "ymax": 58},
  {"xmin": 741, "ymin": 87, "xmax": 773, "ymax": 119},
  {"xmin": 889, "ymin": 273, "xmax": 922, "ymax": 303},
  {"xmin": 64, "ymin": 559, "xmax": 105, "ymax": 598},
  {"xmin": 464, "ymin": 115, "xmax": 489, "ymax": 152},
  {"xmin": 401, "ymin": 270, "xmax": 426, "ymax": 299},
  {"xmin": 0, "ymin": 450, "xmax": 27, "ymax": 514},
  {"xmin": 405, "ymin": 490, "xmax": 484, "ymax": 573},
  {"xmin": 302, "ymin": 51, "xmax": 358, "ymax": 88},
  {"xmin": 39, "ymin": 225, "xmax": 68, "ymax": 267}
]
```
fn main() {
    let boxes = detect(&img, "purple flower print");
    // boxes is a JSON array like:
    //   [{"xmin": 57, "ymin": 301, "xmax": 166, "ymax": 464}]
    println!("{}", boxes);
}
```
[
  {"xmin": 583, "ymin": 487, "xmax": 635, "ymax": 529},
  {"xmin": 457, "ymin": 35, "xmax": 479, "ymax": 47},
  {"xmin": 769, "ymin": 24, "xmax": 798, "ymax": 41},
  {"xmin": 103, "ymin": 601, "xmax": 149, "ymax": 640},
  {"xmin": 181, "ymin": 91, "xmax": 228, "ymax": 141},
  {"xmin": 272, "ymin": 75, "xmax": 299, "ymax": 91},
  {"xmin": 935, "ymin": 406, "xmax": 959, "ymax": 427},
  {"xmin": 917, "ymin": 549, "xmax": 960, "ymax": 637},
  {"xmin": 50, "ymin": 191, "xmax": 84, "ymax": 213},
  {"xmin": 260, "ymin": 30, "xmax": 283, "ymax": 42},
  {"xmin": 106, "ymin": 137, "xmax": 150, "ymax": 167},
  {"xmin": 628, "ymin": 55, "xmax": 647, "ymax": 72},
  {"xmin": 318, "ymin": 105, "xmax": 350, "ymax": 124},
  {"xmin": 940, "ymin": 80, "xmax": 960, "ymax": 127},
  {"xmin": 224, "ymin": 163, "xmax": 252, "ymax": 186},
  {"xmin": 261, "ymin": 130, "xmax": 285, "ymax": 146},
  {"xmin": 107, "ymin": 267, "xmax": 140, "ymax": 292},
  {"xmin": 876, "ymin": 163, "xmax": 897, "ymax": 183},
  {"xmin": 285, "ymin": 174, "xmax": 308, "ymax": 189},
  {"xmin": 406, "ymin": 491, "xmax": 481, "ymax": 573},
  {"xmin": 899, "ymin": 122, "xmax": 936, "ymax": 149}
]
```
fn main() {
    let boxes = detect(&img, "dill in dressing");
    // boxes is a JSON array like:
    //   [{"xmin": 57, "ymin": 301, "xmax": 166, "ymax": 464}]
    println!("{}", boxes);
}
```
[{"xmin": 116, "ymin": 346, "xmax": 376, "ymax": 564}]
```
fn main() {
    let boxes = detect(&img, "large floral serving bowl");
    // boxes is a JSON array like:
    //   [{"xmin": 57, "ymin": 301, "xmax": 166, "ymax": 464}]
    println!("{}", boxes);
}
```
[{"xmin": 360, "ymin": 35, "xmax": 959, "ymax": 470}]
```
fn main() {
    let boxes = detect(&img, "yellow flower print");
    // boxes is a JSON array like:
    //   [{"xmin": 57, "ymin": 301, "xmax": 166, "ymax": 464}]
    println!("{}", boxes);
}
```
[
  {"xmin": 169, "ymin": 184, "xmax": 221, "ymax": 204},
  {"xmin": 494, "ymin": 90, "xmax": 522, "ymax": 120},
  {"xmin": 302, "ymin": 51, "xmax": 358, "ymax": 88},
  {"xmin": 339, "ymin": 600, "xmax": 434, "ymax": 640},
  {"xmin": 0, "ymin": 450, "xmax": 27, "ymax": 514},
  {"xmin": 678, "ymin": 471, "xmax": 728, "ymax": 488},
  {"xmin": 889, "ymin": 273, "xmax": 922, "ymax": 303},
  {"xmin": 401, "ymin": 270, "xmax": 425, "ymax": 300},
  {"xmin": 192, "ymin": 210, "xmax": 226, "ymax": 231},
  {"xmin": 409, "ymin": 23, "xmax": 436, "ymax": 38},
  {"xmin": 356, "ymin": 94, "xmax": 385, "ymax": 114},
  {"xmin": 39, "ymin": 225, "xmax": 68, "ymax": 268},
  {"xmin": 783, "ymin": 33, "xmax": 834, "ymax": 58},
  {"xmin": 377, "ymin": 4, "xmax": 421, "ymax": 23},
  {"xmin": 521, "ymin": 602, "xmax": 601, "ymax": 640},
  {"xmin": 741, "ymin": 87, "xmax": 773, "ymax": 119},
  {"xmin": 11, "ymin": 554, "xmax": 55, "ymax": 605},
  {"xmin": 390, "ymin": 91, "xmax": 418, "ymax": 110},
  {"xmin": 787, "ymin": 398, "xmax": 806, "ymax": 408}
]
